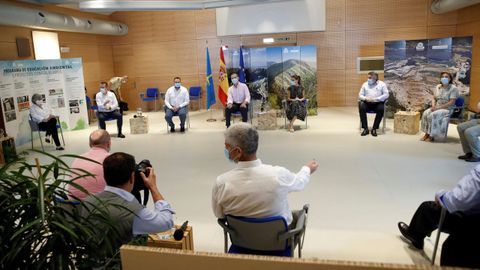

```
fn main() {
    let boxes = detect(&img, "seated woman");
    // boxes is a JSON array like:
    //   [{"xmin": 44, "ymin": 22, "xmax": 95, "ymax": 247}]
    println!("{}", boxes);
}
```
[
  {"xmin": 286, "ymin": 75, "xmax": 307, "ymax": 132},
  {"xmin": 30, "ymin": 93, "xmax": 64, "ymax": 150},
  {"xmin": 420, "ymin": 71, "xmax": 459, "ymax": 142}
]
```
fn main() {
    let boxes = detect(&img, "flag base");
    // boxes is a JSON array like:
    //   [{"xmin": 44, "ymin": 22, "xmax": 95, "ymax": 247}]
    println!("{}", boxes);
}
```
[{"xmin": 206, "ymin": 118, "xmax": 217, "ymax": 122}]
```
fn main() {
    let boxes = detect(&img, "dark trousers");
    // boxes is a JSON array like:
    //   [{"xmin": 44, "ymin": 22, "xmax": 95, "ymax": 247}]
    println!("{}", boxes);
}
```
[
  {"xmin": 38, "ymin": 118, "xmax": 61, "ymax": 147},
  {"xmin": 225, "ymin": 103, "xmax": 248, "ymax": 127},
  {"xmin": 358, "ymin": 101, "xmax": 384, "ymax": 130},
  {"xmin": 165, "ymin": 107, "xmax": 187, "ymax": 128},
  {"xmin": 407, "ymin": 201, "xmax": 461, "ymax": 241},
  {"xmin": 441, "ymin": 217, "xmax": 480, "ymax": 268},
  {"xmin": 98, "ymin": 111, "xmax": 123, "ymax": 134}
]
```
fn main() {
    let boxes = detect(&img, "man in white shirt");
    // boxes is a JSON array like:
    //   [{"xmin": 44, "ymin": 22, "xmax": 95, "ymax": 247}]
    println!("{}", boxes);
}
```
[
  {"xmin": 225, "ymin": 73, "xmax": 251, "ymax": 128},
  {"xmin": 95, "ymin": 81, "xmax": 125, "ymax": 138},
  {"xmin": 212, "ymin": 123, "xmax": 318, "ymax": 226},
  {"xmin": 164, "ymin": 77, "xmax": 189, "ymax": 133},
  {"xmin": 82, "ymin": 152, "xmax": 174, "ymax": 253},
  {"xmin": 358, "ymin": 71, "xmax": 389, "ymax": 137}
]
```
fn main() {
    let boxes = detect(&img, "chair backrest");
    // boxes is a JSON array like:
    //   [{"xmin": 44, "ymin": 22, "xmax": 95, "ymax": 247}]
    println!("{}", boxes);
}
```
[
  {"xmin": 146, "ymin": 88, "xmax": 159, "ymax": 98},
  {"xmin": 189, "ymin": 86, "xmax": 201, "ymax": 97},
  {"xmin": 225, "ymin": 215, "xmax": 288, "ymax": 251},
  {"xmin": 28, "ymin": 115, "xmax": 40, "ymax": 132},
  {"xmin": 455, "ymin": 96, "xmax": 465, "ymax": 107}
]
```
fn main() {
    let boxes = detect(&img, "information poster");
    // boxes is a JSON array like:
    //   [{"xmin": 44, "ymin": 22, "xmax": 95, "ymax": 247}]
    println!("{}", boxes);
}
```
[{"xmin": 0, "ymin": 58, "xmax": 88, "ymax": 146}]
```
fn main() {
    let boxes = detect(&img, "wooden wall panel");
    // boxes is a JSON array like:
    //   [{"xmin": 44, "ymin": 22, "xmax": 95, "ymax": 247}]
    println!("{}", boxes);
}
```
[
  {"xmin": 456, "ymin": 3, "xmax": 480, "ymax": 112},
  {"xmin": 346, "ymin": 0, "xmax": 387, "ymax": 31},
  {"xmin": 345, "ymin": 29, "xmax": 385, "ymax": 70},
  {"xmin": 427, "ymin": 25, "xmax": 457, "ymax": 39},
  {"xmin": 317, "ymin": 70, "xmax": 346, "ymax": 107},
  {"xmin": 195, "ymin": 10, "xmax": 217, "ymax": 39},
  {"xmin": 297, "ymin": 32, "xmax": 345, "ymax": 70},
  {"xmin": 325, "ymin": 0, "xmax": 345, "ymax": 32}
]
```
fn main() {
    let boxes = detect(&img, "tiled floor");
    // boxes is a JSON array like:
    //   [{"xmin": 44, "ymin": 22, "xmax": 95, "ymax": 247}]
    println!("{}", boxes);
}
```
[{"xmin": 24, "ymin": 107, "xmax": 472, "ymax": 265}]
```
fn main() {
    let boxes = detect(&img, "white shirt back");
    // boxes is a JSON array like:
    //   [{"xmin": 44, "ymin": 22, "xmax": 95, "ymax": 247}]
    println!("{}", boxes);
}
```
[{"xmin": 212, "ymin": 159, "xmax": 310, "ymax": 225}]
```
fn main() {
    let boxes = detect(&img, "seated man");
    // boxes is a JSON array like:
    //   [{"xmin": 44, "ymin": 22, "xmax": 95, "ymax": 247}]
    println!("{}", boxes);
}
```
[
  {"xmin": 212, "ymin": 123, "xmax": 318, "ymax": 226},
  {"xmin": 457, "ymin": 102, "xmax": 480, "ymax": 162},
  {"xmin": 225, "ymin": 73, "xmax": 251, "ymax": 128},
  {"xmin": 358, "ymin": 71, "xmax": 389, "ymax": 137},
  {"xmin": 164, "ymin": 76, "xmax": 189, "ymax": 132},
  {"xmin": 95, "ymin": 81, "xmax": 125, "ymax": 138},
  {"xmin": 68, "ymin": 129, "xmax": 111, "ymax": 200},
  {"xmin": 398, "ymin": 164, "xmax": 480, "ymax": 250},
  {"xmin": 82, "ymin": 152, "xmax": 174, "ymax": 251}
]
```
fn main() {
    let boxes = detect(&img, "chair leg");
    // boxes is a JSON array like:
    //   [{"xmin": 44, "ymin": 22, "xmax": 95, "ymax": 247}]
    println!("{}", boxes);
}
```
[
  {"xmin": 38, "ymin": 131, "xmax": 44, "ymax": 151},
  {"xmin": 431, "ymin": 208, "xmax": 447, "ymax": 265},
  {"xmin": 224, "ymin": 231, "xmax": 228, "ymax": 253},
  {"xmin": 59, "ymin": 126, "xmax": 65, "ymax": 146},
  {"xmin": 31, "ymin": 131, "xmax": 34, "ymax": 150}
]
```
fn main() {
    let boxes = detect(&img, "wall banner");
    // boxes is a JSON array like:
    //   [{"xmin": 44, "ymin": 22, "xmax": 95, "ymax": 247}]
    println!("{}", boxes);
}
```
[
  {"xmin": 0, "ymin": 58, "xmax": 88, "ymax": 146},
  {"xmin": 384, "ymin": 36, "xmax": 472, "ymax": 113}
]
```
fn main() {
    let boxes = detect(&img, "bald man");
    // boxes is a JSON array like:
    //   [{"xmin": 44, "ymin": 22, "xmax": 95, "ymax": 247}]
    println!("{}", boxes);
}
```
[{"xmin": 68, "ymin": 129, "xmax": 112, "ymax": 200}]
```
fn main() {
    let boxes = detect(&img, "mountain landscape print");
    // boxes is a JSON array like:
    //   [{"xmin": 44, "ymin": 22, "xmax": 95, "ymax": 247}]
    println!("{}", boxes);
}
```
[{"xmin": 225, "ymin": 45, "xmax": 317, "ymax": 114}]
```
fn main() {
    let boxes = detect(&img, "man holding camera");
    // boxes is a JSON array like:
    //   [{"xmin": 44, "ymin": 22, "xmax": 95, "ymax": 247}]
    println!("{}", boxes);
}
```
[{"xmin": 82, "ymin": 152, "xmax": 174, "ymax": 249}]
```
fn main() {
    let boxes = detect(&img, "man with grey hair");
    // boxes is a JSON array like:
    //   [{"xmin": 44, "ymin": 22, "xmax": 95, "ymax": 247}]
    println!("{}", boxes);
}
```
[
  {"xmin": 68, "ymin": 129, "xmax": 111, "ymax": 200},
  {"xmin": 212, "ymin": 122, "xmax": 318, "ymax": 226}
]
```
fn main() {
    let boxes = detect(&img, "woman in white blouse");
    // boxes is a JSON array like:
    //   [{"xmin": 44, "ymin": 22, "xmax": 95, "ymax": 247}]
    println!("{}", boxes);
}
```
[{"xmin": 30, "ymin": 93, "xmax": 64, "ymax": 150}]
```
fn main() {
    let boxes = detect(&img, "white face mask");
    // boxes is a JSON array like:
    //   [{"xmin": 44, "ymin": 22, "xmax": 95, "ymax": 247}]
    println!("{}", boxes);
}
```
[
  {"xmin": 35, "ymin": 100, "xmax": 43, "ymax": 106},
  {"xmin": 100, "ymin": 87, "xmax": 107, "ymax": 94}
]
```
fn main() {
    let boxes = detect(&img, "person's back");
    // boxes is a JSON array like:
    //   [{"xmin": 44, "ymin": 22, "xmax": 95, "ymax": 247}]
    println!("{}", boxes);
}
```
[
  {"xmin": 83, "ymin": 188, "xmax": 142, "ymax": 247},
  {"xmin": 212, "ymin": 123, "xmax": 317, "ymax": 225},
  {"xmin": 68, "ymin": 130, "xmax": 111, "ymax": 200},
  {"xmin": 215, "ymin": 161, "xmax": 290, "ymax": 219}
]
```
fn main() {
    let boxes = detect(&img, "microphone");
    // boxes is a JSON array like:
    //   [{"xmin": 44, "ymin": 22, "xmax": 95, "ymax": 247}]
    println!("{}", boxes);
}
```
[{"xmin": 173, "ymin": 220, "xmax": 188, "ymax": 241}]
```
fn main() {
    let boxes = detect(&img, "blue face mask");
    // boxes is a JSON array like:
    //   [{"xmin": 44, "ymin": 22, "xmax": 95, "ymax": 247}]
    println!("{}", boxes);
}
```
[
  {"xmin": 368, "ymin": 79, "xmax": 375, "ymax": 85},
  {"xmin": 290, "ymin": 80, "xmax": 296, "ymax": 86},
  {"xmin": 441, "ymin": 77, "xmax": 449, "ymax": 85},
  {"xmin": 224, "ymin": 148, "xmax": 233, "ymax": 163},
  {"xmin": 231, "ymin": 78, "xmax": 239, "ymax": 85},
  {"xmin": 175, "ymin": 82, "xmax": 181, "ymax": 88}
]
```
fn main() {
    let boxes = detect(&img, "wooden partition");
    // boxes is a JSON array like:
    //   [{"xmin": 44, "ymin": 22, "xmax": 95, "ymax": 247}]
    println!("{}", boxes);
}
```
[{"xmin": 120, "ymin": 245, "xmax": 458, "ymax": 270}]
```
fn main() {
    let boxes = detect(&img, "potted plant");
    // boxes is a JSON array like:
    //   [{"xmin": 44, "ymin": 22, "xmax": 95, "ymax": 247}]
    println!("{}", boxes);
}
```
[{"xmin": 0, "ymin": 150, "xmax": 137, "ymax": 269}]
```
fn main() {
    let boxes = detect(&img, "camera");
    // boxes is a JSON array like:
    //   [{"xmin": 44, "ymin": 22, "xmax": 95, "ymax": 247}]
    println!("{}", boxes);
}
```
[{"xmin": 132, "ymin": 159, "xmax": 152, "ymax": 205}]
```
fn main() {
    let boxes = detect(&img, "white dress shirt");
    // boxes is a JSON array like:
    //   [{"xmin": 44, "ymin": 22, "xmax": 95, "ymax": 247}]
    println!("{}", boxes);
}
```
[
  {"xmin": 104, "ymin": 186, "xmax": 175, "ymax": 235},
  {"xmin": 212, "ymin": 159, "xmax": 311, "ymax": 225},
  {"xmin": 227, "ymin": 82, "xmax": 251, "ymax": 105},
  {"xmin": 436, "ymin": 164, "xmax": 480, "ymax": 215},
  {"xmin": 358, "ymin": 80, "xmax": 389, "ymax": 102},
  {"xmin": 165, "ymin": 86, "xmax": 189, "ymax": 110},
  {"xmin": 30, "ymin": 103, "xmax": 53, "ymax": 123},
  {"xmin": 95, "ymin": 91, "xmax": 119, "ymax": 112}
]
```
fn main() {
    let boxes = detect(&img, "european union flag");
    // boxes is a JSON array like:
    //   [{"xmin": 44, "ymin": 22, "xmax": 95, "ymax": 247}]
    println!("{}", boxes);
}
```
[
  {"xmin": 239, "ymin": 47, "xmax": 246, "ymax": 83},
  {"xmin": 206, "ymin": 48, "xmax": 216, "ymax": 110}
]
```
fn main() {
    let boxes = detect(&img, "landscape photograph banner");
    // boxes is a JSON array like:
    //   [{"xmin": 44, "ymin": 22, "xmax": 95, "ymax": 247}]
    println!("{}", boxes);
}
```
[
  {"xmin": 224, "ymin": 45, "xmax": 317, "ymax": 114},
  {"xmin": 384, "ymin": 36, "xmax": 472, "ymax": 114},
  {"xmin": 0, "ymin": 58, "xmax": 87, "ymax": 146}
]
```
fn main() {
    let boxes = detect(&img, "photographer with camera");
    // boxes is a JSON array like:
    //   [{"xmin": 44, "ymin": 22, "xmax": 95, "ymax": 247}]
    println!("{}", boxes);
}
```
[{"xmin": 82, "ymin": 152, "xmax": 174, "ymax": 250}]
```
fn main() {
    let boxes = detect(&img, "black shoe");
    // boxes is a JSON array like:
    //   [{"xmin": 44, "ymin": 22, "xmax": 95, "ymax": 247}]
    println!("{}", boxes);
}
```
[
  {"xmin": 361, "ymin": 129, "xmax": 369, "ymax": 136},
  {"xmin": 465, "ymin": 156, "xmax": 480, "ymax": 162},
  {"xmin": 371, "ymin": 129, "xmax": 377, "ymax": 137},
  {"xmin": 170, "ymin": 127, "xmax": 175, "ymax": 133},
  {"xmin": 458, "ymin": 153, "xmax": 473, "ymax": 160},
  {"xmin": 397, "ymin": 222, "xmax": 424, "ymax": 250},
  {"xmin": 45, "ymin": 137, "xmax": 51, "ymax": 144},
  {"xmin": 118, "ymin": 134, "xmax": 125, "ymax": 138},
  {"xmin": 56, "ymin": 146, "xmax": 64, "ymax": 151},
  {"xmin": 180, "ymin": 127, "xmax": 185, "ymax": 132}
]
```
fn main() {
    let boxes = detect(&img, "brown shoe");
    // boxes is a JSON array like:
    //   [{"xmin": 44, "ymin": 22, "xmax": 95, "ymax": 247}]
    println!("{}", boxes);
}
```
[
  {"xmin": 425, "ymin": 136, "xmax": 434, "ymax": 142},
  {"xmin": 420, "ymin": 134, "xmax": 429, "ymax": 141}
]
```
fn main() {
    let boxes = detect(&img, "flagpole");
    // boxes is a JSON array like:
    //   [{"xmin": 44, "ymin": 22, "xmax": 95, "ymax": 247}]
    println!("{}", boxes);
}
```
[{"xmin": 205, "ymin": 40, "xmax": 217, "ymax": 122}]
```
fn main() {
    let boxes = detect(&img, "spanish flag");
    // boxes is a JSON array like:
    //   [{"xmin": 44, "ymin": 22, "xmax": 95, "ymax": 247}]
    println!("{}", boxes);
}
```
[{"xmin": 218, "ymin": 47, "xmax": 229, "ymax": 106}]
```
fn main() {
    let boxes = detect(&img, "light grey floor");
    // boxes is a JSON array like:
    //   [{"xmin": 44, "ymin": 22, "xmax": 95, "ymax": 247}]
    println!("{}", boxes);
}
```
[{"xmin": 23, "ymin": 107, "xmax": 473, "ymax": 265}]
